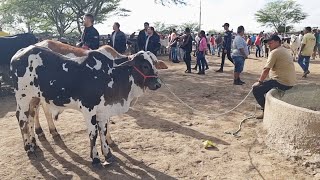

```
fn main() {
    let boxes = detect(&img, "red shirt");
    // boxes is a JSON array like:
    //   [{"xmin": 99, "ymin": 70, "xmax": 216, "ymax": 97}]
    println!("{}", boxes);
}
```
[
  {"xmin": 255, "ymin": 35, "xmax": 262, "ymax": 46},
  {"xmin": 210, "ymin": 37, "xmax": 215, "ymax": 46}
]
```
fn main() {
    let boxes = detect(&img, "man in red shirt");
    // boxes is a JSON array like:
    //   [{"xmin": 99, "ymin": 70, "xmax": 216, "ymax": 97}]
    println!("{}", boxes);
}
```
[
  {"xmin": 255, "ymin": 32, "xmax": 263, "ymax": 57},
  {"xmin": 210, "ymin": 34, "xmax": 216, "ymax": 55}
]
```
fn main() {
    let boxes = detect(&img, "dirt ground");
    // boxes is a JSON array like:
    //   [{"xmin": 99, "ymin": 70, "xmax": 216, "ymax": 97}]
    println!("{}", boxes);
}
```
[{"xmin": 0, "ymin": 52, "xmax": 320, "ymax": 180}]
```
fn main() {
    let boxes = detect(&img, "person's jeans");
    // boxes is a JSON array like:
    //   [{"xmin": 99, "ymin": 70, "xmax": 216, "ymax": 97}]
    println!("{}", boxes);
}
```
[
  {"xmin": 179, "ymin": 48, "xmax": 185, "ymax": 61},
  {"xmin": 253, "ymin": 80, "xmax": 292, "ymax": 110},
  {"xmin": 184, "ymin": 50, "xmax": 192, "ymax": 71},
  {"xmin": 210, "ymin": 45, "xmax": 215, "ymax": 55},
  {"xmin": 220, "ymin": 49, "xmax": 234, "ymax": 70},
  {"xmin": 197, "ymin": 51, "xmax": 206, "ymax": 72},
  {"xmin": 217, "ymin": 44, "xmax": 222, "ymax": 56},
  {"xmin": 232, "ymin": 56, "xmax": 245, "ymax": 73},
  {"xmin": 171, "ymin": 47, "xmax": 178, "ymax": 61},
  {"xmin": 298, "ymin": 55, "xmax": 311, "ymax": 72},
  {"xmin": 256, "ymin": 45, "xmax": 261, "ymax": 57}
]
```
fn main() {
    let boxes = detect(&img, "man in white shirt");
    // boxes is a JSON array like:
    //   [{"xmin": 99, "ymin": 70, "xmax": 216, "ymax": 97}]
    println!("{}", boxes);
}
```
[
  {"xmin": 169, "ymin": 29, "xmax": 179, "ymax": 62},
  {"xmin": 232, "ymin": 26, "xmax": 249, "ymax": 85}
]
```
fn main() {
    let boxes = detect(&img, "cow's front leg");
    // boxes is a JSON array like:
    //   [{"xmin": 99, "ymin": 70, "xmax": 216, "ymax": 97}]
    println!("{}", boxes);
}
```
[
  {"xmin": 98, "ymin": 119, "xmax": 114, "ymax": 164},
  {"xmin": 86, "ymin": 114, "xmax": 100, "ymax": 166}
]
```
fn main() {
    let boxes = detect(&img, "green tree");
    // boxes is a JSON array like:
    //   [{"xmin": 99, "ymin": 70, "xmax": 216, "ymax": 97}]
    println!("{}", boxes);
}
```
[
  {"xmin": 179, "ymin": 22, "xmax": 200, "ymax": 33},
  {"xmin": 153, "ymin": 22, "xmax": 178, "ymax": 34},
  {"xmin": 0, "ymin": 0, "xmax": 186, "ymax": 37},
  {"xmin": 67, "ymin": 0, "xmax": 130, "ymax": 34},
  {"xmin": 41, "ymin": 0, "xmax": 76, "ymax": 39},
  {"xmin": 277, "ymin": 25, "xmax": 294, "ymax": 33},
  {"xmin": 154, "ymin": 0, "xmax": 187, "ymax": 5},
  {"xmin": 255, "ymin": 0, "xmax": 307, "ymax": 33},
  {"xmin": 207, "ymin": 29, "xmax": 219, "ymax": 35},
  {"xmin": 0, "ymin": 0, "xmax": 43, "ymax": 33},
  {"xmin": 0, "ymin": 0, "xmax": 129, "ymax": 36}
]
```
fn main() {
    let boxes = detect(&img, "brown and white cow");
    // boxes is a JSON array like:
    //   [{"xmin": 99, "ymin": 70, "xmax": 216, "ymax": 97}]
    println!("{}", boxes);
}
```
[
  {"xmin": 33, "ymin": 40, "xmax": 127, "ymax": 145},
  {"xmin": 10, "ymin": 45, "xmax": 167, "ymax": 166}
]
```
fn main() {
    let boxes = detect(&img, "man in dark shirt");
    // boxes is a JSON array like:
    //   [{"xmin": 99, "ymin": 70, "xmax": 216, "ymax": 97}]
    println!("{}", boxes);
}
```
[
  {"xmin": 137, "ymin": 22, "xmax": 149, "ymax": 51},
  {"xmin": 110, "ymin": 22, "xmax": 127, "ymax": 54},
  {"xmin": 216, "ymin": 23, "xmax": 234, "ymax": 72},
  {"xmin": 215, "ymin": 33, "xmax": 223, "ymax": 57},
  {"xmin": 77, "ymin": 13, "xmax": 100, "ymax": 50},
  {"xmin": 181, "ymin": 28, "xmax": 193, "ymax": 73}
]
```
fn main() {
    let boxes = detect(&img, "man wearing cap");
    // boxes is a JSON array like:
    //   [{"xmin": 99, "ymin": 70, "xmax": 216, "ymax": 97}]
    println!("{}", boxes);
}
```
[
  {"xmin": 298, "ymin": 27, "xmax": 316, "ymax": 78},
  {"xmin": 252, "ymin": 35, "xmax": 296, "ymax": 119},
  {"xmin": 138, "ymin": 22, "xmax": 150, "ymax": 51},
  {"xmin": 216, "ymin": 23, "xmax": 234, "ymax": 73}
]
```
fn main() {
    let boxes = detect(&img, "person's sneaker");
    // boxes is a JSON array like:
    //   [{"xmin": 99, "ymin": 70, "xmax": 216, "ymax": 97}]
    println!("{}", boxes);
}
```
[
  {"xmin": 233, "ymin": 79, "xmax": 243, "ymax": 85},
  {"xmin": 185, "ymin": 70, "xmax": 191, "ymax": 73},
  {"xmin": 205, "ymin": 67, "xmax": 209, "ymax": 70},
  {"xmin": 238, "ymin": 79, "xmax": 246, "ymax": 84},
  {"xmin": 256, "ymin": 112, "xmax": 264, "ymax": 119},
  {"xmin": 302, "ymin": 70, "xmax": 310, "ymax": 78},
  {"xmin": 215, "ymin": 69, "xmax": 223, "ymax": 73},
  {"xmin": 197, "ymin": 71, "xmax": 205, "ymax": 75}
]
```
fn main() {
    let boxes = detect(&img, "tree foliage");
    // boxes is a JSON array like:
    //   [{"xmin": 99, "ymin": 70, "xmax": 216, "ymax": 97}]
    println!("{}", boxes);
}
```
[
  {"xmin": 66, "ymin": 0, "xmax": 130, "ymax": 34},
  {"xmin": 153, "ymin": 22, "xmax": 178, "ymax": 34},
  {"xmin": 153, "ymin": 21, "xmax": 199, "ymax": 35},
  {"xmin": 154, "ymin": 0, "xmax": 187, "ymax": 5},
  {"xmin": 0, "ymin": 0, "xmax": 187, "ymax": 39},
  {"xmin": 180, "ymin": 22, "xmax": 200, "ymax": 33},
  {"xmin": 0, "ymin": 0, "xmax": 129, "ymax": 38},
  {"xmin": 0, "ymin": 0, "xmax": 43, "ymax": 33},
  {"xmin": 255, "ymin": 0, "xmax": 307, "ymax": 33}
]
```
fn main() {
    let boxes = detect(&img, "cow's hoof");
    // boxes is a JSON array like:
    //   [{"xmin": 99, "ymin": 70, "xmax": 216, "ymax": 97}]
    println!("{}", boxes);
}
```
[
  {"xmin": 105, "ymin": 152, "xmax": 115, "ymax": 164},
  {"xmin": 108, "ymin": 140, "xmax": 116, "ymax": 147},
  {"xmin": 27, "ymin": 147, "xmax": 37, "ymax": 158},
  {"xmin": 37, "ymin": 134, "xmax": 47, "ymax": 141},
  {"xmin": 52, "ymin": 133, "xmax": 62, "ymax": 141},
  {"xmin": 92, "ymin": 158, "xmax": 102, "ymax": 168}
]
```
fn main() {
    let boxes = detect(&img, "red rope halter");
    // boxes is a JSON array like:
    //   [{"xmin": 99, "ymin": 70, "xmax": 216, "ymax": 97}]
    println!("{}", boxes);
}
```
[{"xmin": 133, "ymin": 66, "xmax": 158, "ymax": 84}]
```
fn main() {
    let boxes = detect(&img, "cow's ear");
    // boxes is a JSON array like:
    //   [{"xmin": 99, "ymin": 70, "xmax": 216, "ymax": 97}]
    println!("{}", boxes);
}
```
[{"xmin": 155, "ymin": 60, "xmax": 168, "ymax": 69}]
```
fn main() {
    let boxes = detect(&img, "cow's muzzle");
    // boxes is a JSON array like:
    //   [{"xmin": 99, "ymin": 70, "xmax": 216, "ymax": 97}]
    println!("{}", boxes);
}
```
[{"xmin": 149, "ymin": 80, "xmax": 161, "ymax": 90}]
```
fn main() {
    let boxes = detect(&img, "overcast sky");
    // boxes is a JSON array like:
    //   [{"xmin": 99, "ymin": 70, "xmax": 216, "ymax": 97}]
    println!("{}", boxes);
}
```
[{"xmin": 95, "ymin": 0, "xmax": 320, "ymax": 35}]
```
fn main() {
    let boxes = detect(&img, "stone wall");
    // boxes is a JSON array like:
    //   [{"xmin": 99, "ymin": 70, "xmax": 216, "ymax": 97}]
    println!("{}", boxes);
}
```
[{"xmin": 263, "ymin": 84, "xmax": 320, "ymax": 156}]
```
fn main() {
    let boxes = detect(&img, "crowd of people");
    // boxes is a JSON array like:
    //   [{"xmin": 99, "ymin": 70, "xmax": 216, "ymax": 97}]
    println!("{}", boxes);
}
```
[{"xmin": 142, "ymin": 22, "xmax": 319, "ymax": 119}]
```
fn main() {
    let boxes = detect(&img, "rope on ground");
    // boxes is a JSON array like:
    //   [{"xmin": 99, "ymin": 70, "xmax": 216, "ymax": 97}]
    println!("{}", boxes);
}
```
[
  {"xmin": 159, "ymin": 77, "xmax": 253, "ymax": 118},
  {"xmin": 159, "ymin": 77, "xmax": 258, "ymax": 137},
  {"xmin": 224, "ymin": 104, "xmax": 257, "ymax": 137}
]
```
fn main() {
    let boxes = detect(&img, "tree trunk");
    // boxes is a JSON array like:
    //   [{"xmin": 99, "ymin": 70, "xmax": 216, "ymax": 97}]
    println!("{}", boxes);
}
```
[{"xmin": 26, "ymin": 23, "xmax": 32, "ymax": 33}]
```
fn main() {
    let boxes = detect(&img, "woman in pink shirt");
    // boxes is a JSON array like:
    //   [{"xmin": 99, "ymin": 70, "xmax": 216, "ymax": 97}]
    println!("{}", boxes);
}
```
[{"xmin": 197, "ymin": 30, "xmax": 208, "ymax": 75}]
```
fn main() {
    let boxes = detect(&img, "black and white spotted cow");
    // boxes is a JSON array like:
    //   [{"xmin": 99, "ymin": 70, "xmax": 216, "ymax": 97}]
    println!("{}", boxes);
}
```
[
  {"xmin": 34, "ymin": 40, "xmax": 128, "ymax": 145},
  {"xmin": 10, "ymin": 45, "xmax": 167, "ymax": 166}
]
